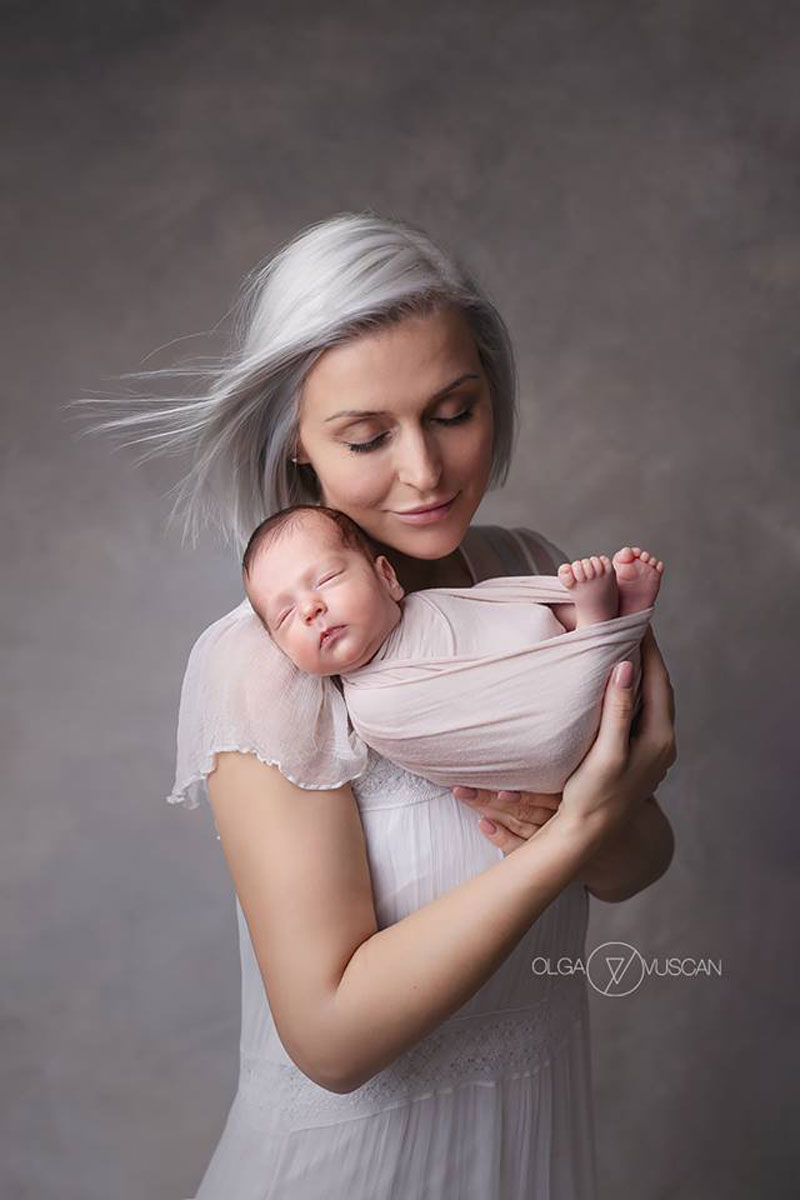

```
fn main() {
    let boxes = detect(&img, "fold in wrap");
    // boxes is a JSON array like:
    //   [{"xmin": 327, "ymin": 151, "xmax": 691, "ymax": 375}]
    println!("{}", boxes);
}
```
[{"xmin": 341, "ymin": 575, "xmax": 651, "ymax": 795}]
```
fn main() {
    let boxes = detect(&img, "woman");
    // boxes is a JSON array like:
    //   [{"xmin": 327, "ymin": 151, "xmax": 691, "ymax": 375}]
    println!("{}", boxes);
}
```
[{"xmin": 82, "ymin": 211, "xmax": 676, "ymax": 1198}]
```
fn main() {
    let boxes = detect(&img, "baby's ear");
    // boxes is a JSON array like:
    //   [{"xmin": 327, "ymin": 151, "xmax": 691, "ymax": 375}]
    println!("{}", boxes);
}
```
[{"xmin": 375, "ymin": 554, "xmax": 405, "ymax": 601}]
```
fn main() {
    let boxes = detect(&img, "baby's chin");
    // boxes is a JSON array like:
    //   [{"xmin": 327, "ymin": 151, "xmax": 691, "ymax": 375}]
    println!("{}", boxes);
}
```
[
  {"xmin": 292, "ymin": 641, "xmax": 371, "ymax": 677},
  {"xmin": 302, "ymin": 651, "xmax": 368, "ymax": 677},
  {"xmin": 284, "ymin": 622, "xmax": 390, "ymax": 676}
]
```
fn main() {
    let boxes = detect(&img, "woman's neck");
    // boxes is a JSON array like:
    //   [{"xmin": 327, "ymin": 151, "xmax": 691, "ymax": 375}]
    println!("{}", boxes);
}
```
[{"xmin": 376, "ymin": 539, "xmax": 474, "ymax": 595}]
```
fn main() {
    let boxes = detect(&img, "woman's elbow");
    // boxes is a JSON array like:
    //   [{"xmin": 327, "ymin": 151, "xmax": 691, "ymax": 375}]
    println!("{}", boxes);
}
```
[
  {"xmin": 279, "ymin": 1025, "xmax": 367, "ymax": 1096},
  {"xmin": 627, "ymin": 805, "xmax": 676, "ymax": 900},
  {"xmin": 309, "ymin": 1067, "xmax": 359, "ymax": 1095},
  {"xmin": 294, "ymin": 1055, "xmax": 367, "ymax": 1095},
  {"xmin": 650, "ymin": 803, "xmax": 676, "ymax": 883}
]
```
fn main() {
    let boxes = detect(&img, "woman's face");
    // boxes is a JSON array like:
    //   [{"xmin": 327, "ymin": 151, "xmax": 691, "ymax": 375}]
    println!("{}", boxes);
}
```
[{"xmin": 294, "ymin": 305, "xmax": 495, "ymax": 563}]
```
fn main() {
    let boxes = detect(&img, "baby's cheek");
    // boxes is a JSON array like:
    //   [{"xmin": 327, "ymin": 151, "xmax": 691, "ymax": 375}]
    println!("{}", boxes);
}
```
[{"xmin": 357, "ymin": 595, "xmax": 389, "ymax": 638}]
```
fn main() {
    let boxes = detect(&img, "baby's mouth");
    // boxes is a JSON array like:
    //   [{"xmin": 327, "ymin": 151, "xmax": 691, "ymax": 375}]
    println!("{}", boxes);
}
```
[{"xmin": 319, "ymin": 625, "xmax": 346, "ymax": 648}]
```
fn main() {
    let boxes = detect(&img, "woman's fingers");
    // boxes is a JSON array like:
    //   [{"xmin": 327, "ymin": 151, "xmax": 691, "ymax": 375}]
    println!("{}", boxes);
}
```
[
  {"xmin": 453, "ymin": 786, "xmax": 486, "ymax": 803},
  {"xmin": 476, "ymin": 805, "xmax": 558, "ymax": 839},
  {"xmin": 587, "ymin": 658, "xmax": 638, "ymax": 776},
  {"xmin": 498, "ymin": 790, "xmax": 562, "ymax": 811},
  {"xmin": 452, "ymin": 786, "xmax": 561, "ymax": 853},
  {"xmin": 640, "ymin": 627, "xmax": 674, "ymax": 717},
  {"xmin": 451, "ymin": 787, "xmax": 559, "ymax": 853},
  {"xmin": 476, "ymin": 817, "xmax": 528, "ymax": 857},
  {"xmin": 452, "ymin": 787, "xmax": 560, "ymax": 810},
  {"xmin": 634, "ymin": 628, "xmax": 677, "ymax": 764},
  {"xmin": 453, "ymin": 787, "xmax": 562, "ymax": 818}
]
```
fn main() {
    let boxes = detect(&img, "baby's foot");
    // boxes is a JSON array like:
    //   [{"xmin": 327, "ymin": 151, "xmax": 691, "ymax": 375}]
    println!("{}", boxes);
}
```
[
  {"xmin": 558, "ymin": 555, "xmax": 619, "ymax": 629},
  {"xmin": 612, "ymin": 546, "xmax": 664, "ymax": 616}
]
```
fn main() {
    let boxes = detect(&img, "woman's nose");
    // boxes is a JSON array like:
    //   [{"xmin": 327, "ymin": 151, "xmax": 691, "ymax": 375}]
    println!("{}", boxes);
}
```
[{"xmin": 395, "ymin": 431, "xmax": 442, "ymax": 491}]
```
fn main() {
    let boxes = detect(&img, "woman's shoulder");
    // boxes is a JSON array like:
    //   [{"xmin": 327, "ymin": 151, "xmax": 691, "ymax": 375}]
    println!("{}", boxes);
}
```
[
  {"xmin": 170, "ymin": 596, "xmax": 369, "ymax": 810},
  {"xmin": 179, "ymin": 592, "xmax": 341, "ymax": 723},
  {"xmin": 184, "ymin": 595, "xmax": 278, "ymax": 681},
  {"xmin": 465, "ymin": 523, "xmax": 569, "ymax": 578}
]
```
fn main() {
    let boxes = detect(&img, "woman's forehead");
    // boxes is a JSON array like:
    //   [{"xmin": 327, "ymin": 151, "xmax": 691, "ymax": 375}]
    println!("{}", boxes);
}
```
[{"xmin": 300, "ymin": 307, "xmax": 481, "ymax": 417}]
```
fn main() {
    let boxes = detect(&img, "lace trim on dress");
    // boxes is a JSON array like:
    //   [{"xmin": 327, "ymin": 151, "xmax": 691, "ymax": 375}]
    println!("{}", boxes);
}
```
[
  {"xmin": 237, "ymin": 982, "xmax": 586, "ymax": 1132},
  {"xmin": 166, "ymin": 747, "xmax": 371, "ymax": 810}
]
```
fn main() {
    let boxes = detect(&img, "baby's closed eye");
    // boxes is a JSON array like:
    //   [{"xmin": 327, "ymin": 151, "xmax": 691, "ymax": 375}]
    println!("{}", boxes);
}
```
[{"xmin": 275, "ymin": 571, "xmax": 344, "ymax": 626}]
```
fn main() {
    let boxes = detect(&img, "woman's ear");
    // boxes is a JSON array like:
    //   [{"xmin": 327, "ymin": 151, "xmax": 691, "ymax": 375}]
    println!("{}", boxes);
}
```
[
  {"xmin": 290, "ymin": 437, "xmax": 309, "ymax": 466},
  {"xmin": 375, "ymin": 555, "xmax": 405, "ymax": 601}
]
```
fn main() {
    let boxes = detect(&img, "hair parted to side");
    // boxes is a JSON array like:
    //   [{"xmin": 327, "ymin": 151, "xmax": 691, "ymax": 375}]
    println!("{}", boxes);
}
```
[{"xmin": 67, "ymin": 209, "xmax": 519, "ymax": 556}]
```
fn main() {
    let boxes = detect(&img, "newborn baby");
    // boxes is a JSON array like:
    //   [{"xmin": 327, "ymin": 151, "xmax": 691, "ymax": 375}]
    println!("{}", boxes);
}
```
[{"xmin": 242, "ymin": 504, "xmax": 663, "ymax": 794}]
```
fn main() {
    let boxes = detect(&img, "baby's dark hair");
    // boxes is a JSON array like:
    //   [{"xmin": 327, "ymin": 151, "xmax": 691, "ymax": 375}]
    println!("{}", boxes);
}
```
[{"xmin": 242, "ymin": 504, "xmax": 379, "ymax": 629}]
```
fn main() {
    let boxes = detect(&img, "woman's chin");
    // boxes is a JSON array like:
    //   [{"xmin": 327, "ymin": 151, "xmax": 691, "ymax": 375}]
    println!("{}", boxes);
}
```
[{"xmin": 391, "ymin": 520, "xmax": 470, "ymax": 560}]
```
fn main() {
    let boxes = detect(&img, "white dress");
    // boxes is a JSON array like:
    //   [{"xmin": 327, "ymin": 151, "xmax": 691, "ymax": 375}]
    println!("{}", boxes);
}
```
[{"xmin": 170, "ymin": 525, "xmax": 598, "ymax": 1200}]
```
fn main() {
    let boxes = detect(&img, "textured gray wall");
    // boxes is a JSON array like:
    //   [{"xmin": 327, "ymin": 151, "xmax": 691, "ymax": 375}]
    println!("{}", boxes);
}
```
[{"xmin": 4, "ymin": 2, "xmax": 798, "ymax": 1197}]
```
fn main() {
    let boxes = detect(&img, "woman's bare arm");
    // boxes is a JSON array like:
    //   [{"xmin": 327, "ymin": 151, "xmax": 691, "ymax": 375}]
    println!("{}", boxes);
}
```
[
  {"xmin": 208, "ymin": 751, "xmax": 606, "ymax": 1095},
  {"xmin": 209, "ymin": 648, "xmax": 664, "ymax": 1095}
]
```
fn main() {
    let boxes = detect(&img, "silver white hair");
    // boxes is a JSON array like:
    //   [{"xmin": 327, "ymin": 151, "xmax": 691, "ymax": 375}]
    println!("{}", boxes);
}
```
[{"xmin": 68, "ymin": 210, "xmax": 519, "ymax": 555}]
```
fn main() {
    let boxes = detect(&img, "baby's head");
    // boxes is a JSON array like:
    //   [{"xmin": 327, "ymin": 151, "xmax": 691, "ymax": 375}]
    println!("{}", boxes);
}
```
[{"xmin": 242, "ymin": 505, "xmax": 405, "ymax": 676}]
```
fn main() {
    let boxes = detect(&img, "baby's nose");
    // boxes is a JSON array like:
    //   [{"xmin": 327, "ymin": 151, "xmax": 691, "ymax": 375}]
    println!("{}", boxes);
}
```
[{"xmin": 301, "ymin": 596, "xmax": 325, "ymax": 621}]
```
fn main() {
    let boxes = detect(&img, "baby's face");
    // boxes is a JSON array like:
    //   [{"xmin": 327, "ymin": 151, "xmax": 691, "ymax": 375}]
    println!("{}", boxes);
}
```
[{"xmin": 247, "ymin": 518, "xmax": 405, "ymax": 676}]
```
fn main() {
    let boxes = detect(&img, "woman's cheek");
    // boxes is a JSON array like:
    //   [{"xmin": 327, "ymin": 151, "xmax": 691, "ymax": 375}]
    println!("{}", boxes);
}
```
[
  {"xmin": 330, "ymin": 459, "xmax": 386, "ymax": 507},
  {"xmin": 474, "ymin": 411, "xmax": 495, "ymax": 468},
  {"xmin": 452, "ymin": 432, "xmax": 491, "ymax": 498}
]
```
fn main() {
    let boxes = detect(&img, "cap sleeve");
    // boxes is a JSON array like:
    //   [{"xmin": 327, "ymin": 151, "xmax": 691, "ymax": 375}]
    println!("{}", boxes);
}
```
[{"xmin": 167, "ymin": 598, "xmax": 370, "ymax": 810}]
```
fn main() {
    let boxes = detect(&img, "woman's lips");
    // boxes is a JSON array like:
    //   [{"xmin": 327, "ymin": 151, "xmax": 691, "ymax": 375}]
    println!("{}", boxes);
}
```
[{"xmin": 392, "ymin": 494, "xmax": 459, "ymax": 525}]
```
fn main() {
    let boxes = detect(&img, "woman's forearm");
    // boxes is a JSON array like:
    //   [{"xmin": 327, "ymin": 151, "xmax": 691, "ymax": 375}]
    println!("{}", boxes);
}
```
[
  {"xmin": 577, "ymin": 795, "xmax": 674, "ymax": 902},
  {"xmin": 324, "ymin": 810, "xmax": 604, "ymax": 1092}
]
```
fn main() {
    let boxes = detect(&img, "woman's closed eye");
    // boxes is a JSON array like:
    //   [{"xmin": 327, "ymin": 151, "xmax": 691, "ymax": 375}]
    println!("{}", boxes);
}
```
[{"xmin": 345, "ymin": 407, "xmax": 475, "ymax": 454}]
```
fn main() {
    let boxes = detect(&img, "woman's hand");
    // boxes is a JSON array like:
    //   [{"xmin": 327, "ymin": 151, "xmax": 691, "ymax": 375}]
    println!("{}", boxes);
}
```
[
  {"xmin": 452, "ymin": 787, "xmax": 562, "ymax": 857},
  {"xmin": 453, "ymin": 627, "xmax": 677, "ymax": 858},
  {"xmin": 558, "ymin": 627, "xmax": 676, "ymax": 838}
]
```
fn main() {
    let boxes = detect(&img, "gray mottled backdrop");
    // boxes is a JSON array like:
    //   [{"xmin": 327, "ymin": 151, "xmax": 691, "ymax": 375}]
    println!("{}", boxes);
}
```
[{"xmin": 4, "ymin": 2, "xmax": 798, "ymax": 1197}]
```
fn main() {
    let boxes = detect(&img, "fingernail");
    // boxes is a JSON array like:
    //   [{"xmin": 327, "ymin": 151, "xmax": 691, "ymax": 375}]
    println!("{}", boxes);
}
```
[
  {"xmin": 614, "ymin": 660, "xmax": 634, "ymax": 688},
  {"xmin": 455, "ymin": 787, "xmax": 478, "ymax": 800},
  {"xmin": 478, "ymin": 817, "xmax": 497, "ymax": 834}
]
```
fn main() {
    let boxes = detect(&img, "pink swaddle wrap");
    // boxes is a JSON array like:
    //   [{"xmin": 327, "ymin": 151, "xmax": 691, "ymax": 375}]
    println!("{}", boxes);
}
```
[{"xmin": 341, "ymin": 575, "xmax": 651, "ymax": 794}]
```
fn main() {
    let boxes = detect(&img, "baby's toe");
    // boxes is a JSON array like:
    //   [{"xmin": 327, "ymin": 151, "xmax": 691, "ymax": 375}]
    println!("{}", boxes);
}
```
[
  {"xmin": 558, "ymin": 563, "xmax": 576, "ymax": 589},
  {"xmin": 571, "ymin": 559, "xmax": 586, "ymax": 583}
]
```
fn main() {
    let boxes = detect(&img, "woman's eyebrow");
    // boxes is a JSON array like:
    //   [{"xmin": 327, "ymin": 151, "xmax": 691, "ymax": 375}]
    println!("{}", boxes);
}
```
[{"xmin": 323, "ymin": 373, "xmax": 480, "ymax": 423}]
